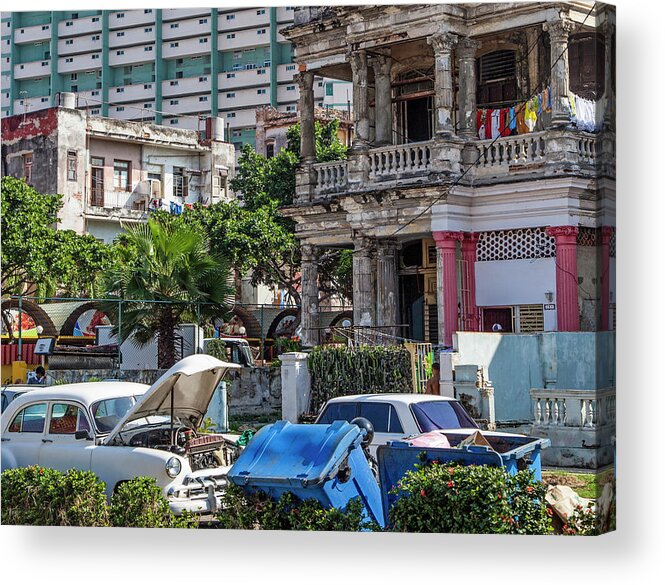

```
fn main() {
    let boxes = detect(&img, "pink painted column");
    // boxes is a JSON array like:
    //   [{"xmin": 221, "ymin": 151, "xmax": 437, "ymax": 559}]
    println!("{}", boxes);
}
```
[
  {"xmin": 600, "ymin": 227, "xmax": 614, "ymax": 331},
  {"xmin": 433, "ymin": 230, "xmax": 464, "ymax": 346},
  {"xmin": 461, "ymin": 232, "xmax": 480, "ymax": 331},
  {"xmin": 546, "ymin": 226, "xmax": 580, "ymax": 332}
]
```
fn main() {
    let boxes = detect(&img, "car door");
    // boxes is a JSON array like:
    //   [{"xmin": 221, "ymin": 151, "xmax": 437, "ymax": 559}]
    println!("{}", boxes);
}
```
[
  {"xmin": 2, "ymin": 401, "xmax": 48, "ymax": 468},
  {"xmin": 38, "ymin": 402, "xmax": 95, "ymax": 472}
]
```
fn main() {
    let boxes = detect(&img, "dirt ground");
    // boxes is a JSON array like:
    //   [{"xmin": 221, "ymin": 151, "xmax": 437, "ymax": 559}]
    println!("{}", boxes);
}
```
[{"xmin": 541, "ymin": 468, "xmax": 614, "ymax": 499}]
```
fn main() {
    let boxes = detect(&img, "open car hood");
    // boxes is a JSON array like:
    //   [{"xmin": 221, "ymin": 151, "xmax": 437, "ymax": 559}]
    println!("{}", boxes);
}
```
[{"xmin": 103, "ymin": 354, "xmax": 240, "ymax": 445}]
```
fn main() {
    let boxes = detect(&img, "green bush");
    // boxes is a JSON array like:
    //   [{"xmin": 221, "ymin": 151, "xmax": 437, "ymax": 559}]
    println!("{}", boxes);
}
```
[
  {"xmin": 388, "ymin": 462, "xmax": 553, "ymax": 535},
  {"xmin": 206, "ymin": 338, "xmax": 227, "ymax": 361},
  {"xmin": 216, "ymin": 483, "xmax": 376, "ymax": 531},
  {"xmin": 273, "ymin": 338, "xmax": 301, "ymax": 355},
  {"xmin": 308, "ymin": 345, "xmax": 412, "ymax": 413},
  {"xmin": 1, "ymin": 466, "xmax": 109, "ymax": 527},
  {"xmin": 108, "ymin": 477, "xmax": 196, "ymax": 528}
]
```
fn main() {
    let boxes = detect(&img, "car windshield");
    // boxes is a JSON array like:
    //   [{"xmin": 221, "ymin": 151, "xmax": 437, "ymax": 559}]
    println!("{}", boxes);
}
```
[
  {"xmin": 91, "ymin": 396, "xmax": 140, "ymax": 433},
  {"xmin": 410, "ymin": 400, "xmax": 479, "ymax": 432}
]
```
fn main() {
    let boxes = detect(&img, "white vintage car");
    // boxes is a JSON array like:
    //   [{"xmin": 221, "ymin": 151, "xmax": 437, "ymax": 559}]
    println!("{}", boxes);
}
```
[{"xmin": 1, "ymin": 354, "xmax": 240, "ymax": 515}]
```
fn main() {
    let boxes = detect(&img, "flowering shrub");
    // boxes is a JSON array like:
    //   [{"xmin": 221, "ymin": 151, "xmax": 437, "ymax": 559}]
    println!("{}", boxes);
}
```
[
  {"xmin": 216, "ymin": 483, "xmax": 376, "ymax": 531},
  {"xmin": 388, "ymin": 461, "xmax": 553, "ymax": 534}
]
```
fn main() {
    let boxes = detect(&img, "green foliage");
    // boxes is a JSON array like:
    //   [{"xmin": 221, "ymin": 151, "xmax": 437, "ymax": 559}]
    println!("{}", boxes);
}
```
[
  {"xmin": 273, "ymin": 337, "xmax": 302, "ymax": 355},
  {"xmin": 308, "ymin": 345, "xmax": 413, "ymax": 413},
  {"xmin": 206, "ymin": 338, "xmax": 227, "ymax": 361},
  {"xmin": 102, "ymin": 218, "xmax": 234, "ymax": 368},
  {"xmin": 1, "ymin": 466, "xmax": 108, "ymax": 527},
  {"xmin": 1, "ymin": 177, "xmax": 114, "ymax": 297},
  {"xmin": 109, "ymin": 477, "xmax": 196, "ymax": 528},
  {"xmin": 388, "ymin": 462, "xmax": 553, "ymax": 535},
  {"xmin": 216, "ymin": 483, "xmax": 374, "ymax": 531}
]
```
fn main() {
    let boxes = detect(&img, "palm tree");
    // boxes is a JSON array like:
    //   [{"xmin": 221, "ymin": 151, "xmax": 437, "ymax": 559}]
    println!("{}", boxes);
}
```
[{"xmin": 103, "ymin": 219, "xmax": 234, "ymax": 369}]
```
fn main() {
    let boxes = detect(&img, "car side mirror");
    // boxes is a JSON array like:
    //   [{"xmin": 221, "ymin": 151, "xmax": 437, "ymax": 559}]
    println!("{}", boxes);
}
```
[{"xmin": 75, "ymin": 430, "xmax": 92, "ymax": 441}]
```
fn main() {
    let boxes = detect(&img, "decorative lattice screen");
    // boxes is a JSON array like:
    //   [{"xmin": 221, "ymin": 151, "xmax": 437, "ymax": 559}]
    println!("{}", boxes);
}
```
[
  {"xmin": 518, "ymin": 305, "xmax": 545, "ymax": 332},
  {"xmin": 477, "ymin": 228, "xmax": 556, "ymax": 262},
  {"xmin": 577, "ymin": 226, "xmax": 598, "ymax": 247}
]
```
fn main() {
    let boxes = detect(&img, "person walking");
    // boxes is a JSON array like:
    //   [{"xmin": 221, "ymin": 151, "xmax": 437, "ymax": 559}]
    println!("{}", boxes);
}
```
[{"xmin": 425, "ymin": 362, "xmax": 441, "ymax": 395}]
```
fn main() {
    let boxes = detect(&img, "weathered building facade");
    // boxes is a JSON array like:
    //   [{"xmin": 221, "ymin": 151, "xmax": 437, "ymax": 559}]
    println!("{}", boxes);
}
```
[
  {"xmin": 281, "ymin": 2, "xmax": 615, "ymax": 347},
  {"xmin": 2, "ymin": 93, "xmax": 235, "ymax": 242}
]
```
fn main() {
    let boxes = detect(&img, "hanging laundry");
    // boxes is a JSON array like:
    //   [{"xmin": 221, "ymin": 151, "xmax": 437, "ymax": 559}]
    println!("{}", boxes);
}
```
[
  {"xmin": 477, "ymin": 110, "xmax": 485, "ymax": 139},
  {"xmin": 524, "ymin": 97, "xmax": 538, "ymax": 132},
  {"xmin": 515, "ymin": 104, "xmax": 529, "ymax": 134},
  {"xmin": 537, "ymin": 93, "xmax": 543, "ymax": 116},
  {"xmin": 490, "ymin": 109, "xmax": 501, "ymax": 139},
  {"xmin": 509, "ymin": 107, "xmax": 517, "ymax": 132},
  {"xmin": 498, "ymin": 108, "xmax": 511, "ymax": 137},
  {"xmin": 546, "ymin": 85, "xmax": 552, "ymax": 111},
  {"xmin": 571, "ymin": 93, "xmax": 600, "ymax": 132},
  {"xmin": 485, "ymin": 109, "xmax": 492, "ymax": 139}
]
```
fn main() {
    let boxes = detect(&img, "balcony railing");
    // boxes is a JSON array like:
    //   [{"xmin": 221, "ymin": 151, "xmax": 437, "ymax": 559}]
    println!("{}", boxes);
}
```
[
  {"xmin": 478, "ymin": 132, "xmax": 546, "ymax": 169},
  {"xmin": 313, "ymin": 161, "xmax": 347, "ymax": 195},
  {"xmin": 530, "ymin": 388, "xmax": 615, "ymax": 429},
  {"xmin": 88, "ymin": 189, "xmax": 149, "ymax": 212},
  {"xmin": 368, "ymin": 141, "xmax": 432, "ymax": 180}
]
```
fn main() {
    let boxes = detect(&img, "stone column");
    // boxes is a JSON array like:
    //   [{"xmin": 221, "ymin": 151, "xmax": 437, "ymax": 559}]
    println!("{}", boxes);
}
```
[
  {"xmin": 352, "ymin": 236, "xmax": 376, "ymax": 328},
  {"xmin": 546, "ymin": 226, "xmax": 580, "ymax": 332},
  {"xmin": 433, "ymin": 230, "xmax": 464, "ymax": 346},
  {"xmin": 461, "ymin": 232, "xmax": 480, "ymax": 331},
  {"xmin": 300, "ymin": 243, "xmax": 320, "ymax": 347},
  {"xmin": 296, "ymin": 70, "xmax": 315, "ymax": 162},
  {"xmin": 544, "ymin": 17, "xmax": 574, "ymax": 128},
  {"xmin": 600, "ymin": 227, "xmax": 614, "ymax": 331},
  {"xmin": 456, "ymin": 37, "xmax": 479, "ymax": 139},
  {"xmin": 376, "ymin": 239, "xmax": 400, "ymax": 340},
  {"xmin": 428, "ymin": 32, "xmax": 457, "ymax": 137},
  {"xmin": 369, "ymin": 53, "xmax": 392, "ymax": 146},
  {"xmin": 602, "ymin": 19, "xmax": 615, "ymax": 130},
  {"xmin": 349, "ymin": 49, "xmax": 370, "ymax": 148}
]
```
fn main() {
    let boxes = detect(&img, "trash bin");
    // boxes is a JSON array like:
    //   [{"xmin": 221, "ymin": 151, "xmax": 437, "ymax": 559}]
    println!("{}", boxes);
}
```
[
  {"xmin": 227, "ymin": 420, "xmax": 385, "ymax": 527},
  {"xmin": 377, "ymin": 430, "xmax": 550, "ymax": 523}
]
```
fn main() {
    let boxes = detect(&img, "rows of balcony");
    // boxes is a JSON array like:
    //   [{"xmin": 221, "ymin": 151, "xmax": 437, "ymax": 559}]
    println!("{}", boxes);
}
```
[{"xmin": 309, "ymin": 130, "xmax": 613, "ymax": 199}]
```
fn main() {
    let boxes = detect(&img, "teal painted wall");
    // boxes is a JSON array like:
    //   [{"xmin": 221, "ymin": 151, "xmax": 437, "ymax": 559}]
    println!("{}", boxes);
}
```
[
  {"xmin": 17, "ymin": 77, "xmax": 50, "ymax": 98},
  {"xmin": 15, "ymin": 12, "xmax": 51, "ymax": 27},
  {"xmin": 219, "ymin": 47, "xmax": 269, "ymax": 71},
  {"xmin": 453, "ymin": 332, "xmax": 616, "ymax": 422},
  {"xmin": 15, "ymin": 42, "xmax": 49, "ymax": 63},
  {"xmin": 164, "ymin": 55, "xmax": 211, "ymax": 79}
]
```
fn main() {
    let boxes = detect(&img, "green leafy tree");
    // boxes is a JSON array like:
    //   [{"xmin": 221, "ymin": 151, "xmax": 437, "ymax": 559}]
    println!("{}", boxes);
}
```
[
  {"xmin": 102, "ymin": 218, "xmax": 234, "ymax": 369},
  {"xmin": 1, "ymin": 177, "xmax": 115, "ymax": 298}
]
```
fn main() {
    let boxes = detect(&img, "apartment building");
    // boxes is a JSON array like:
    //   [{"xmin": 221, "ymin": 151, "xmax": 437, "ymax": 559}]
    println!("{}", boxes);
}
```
[
  {"xmin": 1, "ymin": 8, "xmax": 346, "ymax": 152},
  {"xmin": 1, "ymin": 94, "xmax": 235, "ymax": 243},
  {"xmin": 282, "ymin": 3, "xmax": 615, "ymax": 347}
]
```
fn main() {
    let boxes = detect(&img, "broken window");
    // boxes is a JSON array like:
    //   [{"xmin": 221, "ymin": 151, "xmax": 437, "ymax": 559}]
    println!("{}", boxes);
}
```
[
  {"xmin": 476, "ymin": 50, "xmax": 518, "ymax": 108},
  {"xmin": 569, "ymin": 33, "xmax": 605, "ymax": 100},
  {"xmin": 113, "ymin": 160, "xmax": 130, "ymax": 191},
  {"xmin": 173, "ymin": 167, "xmax": 188, "ymax": 198},
  {"xmin": 394, "ymin": 69, "xmax": 434, "ymax": 144},
  {"xmin": 23, "ymin": 153, "xmax": 33, "ymax": 185},
  {"xmin": 67, "ymin": 151, "xmax": 77, "ymax": 181}
]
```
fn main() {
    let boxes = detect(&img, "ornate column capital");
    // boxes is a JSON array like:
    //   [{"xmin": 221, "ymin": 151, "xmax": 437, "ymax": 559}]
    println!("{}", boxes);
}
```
[
  {"xmin": 353, "ymin": 235, "xmax": 375, "ymax": 257},
  {"xmin": 546, "ymin": 225, "xmax": 579, "ymax": 239},
  {"xmin": 376, "ymin": 238, "xmax": 400, "ymax": 256},
  {"xmin": 368, "ymin": 53, "xmax": 391, "ymax": 77},
  {"xmin": 348, "ymin": 49, "xmax": 368, "ymax": 82},
  {"xmin": 433, "ymin": 230, "xmax": 464, "ymax": 249},
  {"xmin": 294, "ymin": 70, "xmax": 314, "ymax": 90},
  {"xmin": 428, "ymin": 32, "xmax": 458, "ymax": 54},
  {"xmin": 601, "ymin": 226, "xmax": 615, "ymax": 244},
  {"xmin": 456, "ymin": 37, "xmax": 480, "ymax": 60},
  {"xmin": 301, "ymin": 243, "xmax": 319, "ymax": 262},
  {"xmin": 543, "ymin": 17, "xmax": 575, "ymax": 42}
]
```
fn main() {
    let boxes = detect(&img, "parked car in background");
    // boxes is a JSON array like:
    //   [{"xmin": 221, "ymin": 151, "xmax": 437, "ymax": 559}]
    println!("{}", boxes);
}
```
[
  {"xmin": 315, "ymin": 394, "xmax": 522, "ymax": 456},
  {"xmin": 1, "ymin": 355, "xmax": 241, "ymax": 515},
  {"xmin": 1, "ymin": 385, "xmax": 37, "ymax": 414},
  {"xmin": 203, "ymin": 337, "xmax": 255, "ymax": 367}
]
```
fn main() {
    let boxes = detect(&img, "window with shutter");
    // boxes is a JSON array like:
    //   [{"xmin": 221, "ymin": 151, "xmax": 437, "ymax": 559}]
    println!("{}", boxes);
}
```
[
  {"xmin": 477, "ymin": 50, "xmax": 518, "ymax": 108},
  {"xmin": 569, "ymin": 33, "xmax": 605, "ymax": 100}
]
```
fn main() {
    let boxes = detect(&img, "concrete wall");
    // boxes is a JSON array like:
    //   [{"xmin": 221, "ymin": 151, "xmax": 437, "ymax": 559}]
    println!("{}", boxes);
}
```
[
  {"xmin": 475, "ymin": 258, "xmax": 557, "ymax": 331},
  {"xmin": 452, "ymin": 331, "xmax": 616, "ymax": 422},
  {"xmin": 226, "ymin": 366, "xmax": 281, "ymax": 417}
]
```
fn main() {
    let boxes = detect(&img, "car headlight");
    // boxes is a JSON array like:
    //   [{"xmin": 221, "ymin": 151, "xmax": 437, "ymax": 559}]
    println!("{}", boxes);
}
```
[{"xmin": 165, "ymin": 456, "xmax": 182, "ymax": 478}]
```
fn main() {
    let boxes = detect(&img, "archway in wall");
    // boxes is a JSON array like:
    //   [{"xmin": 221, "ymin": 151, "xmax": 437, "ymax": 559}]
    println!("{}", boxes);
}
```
[
  {"xmin": 267, "ymin": 308, "xmax": 300, "ymax": 340},
  {"xmin": 60, "ymin": 302, "xmax": 112, "ymax": 337},
  {"xmin": 0, "ymin": 299, "xmax": 58, "ymax": 338}
]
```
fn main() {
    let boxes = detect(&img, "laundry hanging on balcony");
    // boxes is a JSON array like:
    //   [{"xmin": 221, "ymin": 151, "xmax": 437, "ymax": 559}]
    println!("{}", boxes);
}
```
[
  {"xmin": 476, "ymin": 86, "xmax": 552, "ymax": 139},
  {"xmin": 568, "ymin": 93, "xmax": 604, "ymax": 132}
]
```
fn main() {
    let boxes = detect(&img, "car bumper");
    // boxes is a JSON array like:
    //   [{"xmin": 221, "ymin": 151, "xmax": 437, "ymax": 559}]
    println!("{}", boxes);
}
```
[{"xmin": 166, "ymin": 471, "xmax": 229, "ymax": 515}]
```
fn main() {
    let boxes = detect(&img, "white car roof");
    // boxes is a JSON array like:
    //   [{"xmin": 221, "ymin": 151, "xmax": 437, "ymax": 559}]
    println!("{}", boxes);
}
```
[
  {"xmin": 324, "ymin": 393, "xmax": 457, "ymax": 405},
  {"xmin": 7, "ymin": 382, "xmax": 150, "ymax": 408}
]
